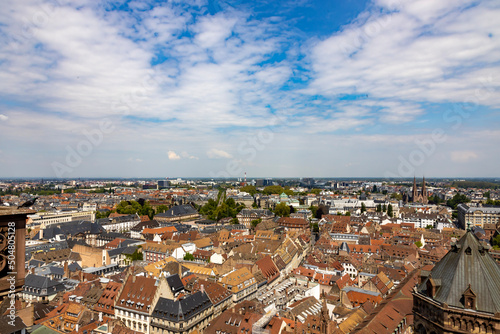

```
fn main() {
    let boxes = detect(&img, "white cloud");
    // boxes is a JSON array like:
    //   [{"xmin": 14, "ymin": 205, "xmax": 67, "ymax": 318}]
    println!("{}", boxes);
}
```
[
  {"xmin": 450, "ymin": 151, "xmax": 478, "ymax": 163},
  {"xmin": 308, "ymin": 0, "xmax": 500, "ymax": 118},
  {"xmin": 167, "ymin": 151, "xmax": 181, "ymax": 160},
  {"xmin": 207, "ymin": 148, "xmax": 232, "ymax": 159},
  {"xmin": 181, "ymin": 151, "xmax": 199, "ymax": 160},
  {"xmin": 0, "ymin": 114, "xmax": 8, "ymax": 121}
]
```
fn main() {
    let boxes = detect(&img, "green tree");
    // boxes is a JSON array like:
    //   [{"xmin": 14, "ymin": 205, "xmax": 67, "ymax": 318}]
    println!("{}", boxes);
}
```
[
  {"xmin": 124, "ymin": 247, "xmax": 143, "ymax": 264},
  {"xmin": 428, "ymin": 195, "xmax": 443, "ymax": 205},
  {"xmin": 376, "ymin": 204, "xmax": 382, "ymax": 212},
  {"xmin": 447, "ymin": 193, "xmax": 470, "ymax": 210},
  {"xmin": 309, "ymin": 206, "xmax": 318, "ymax": 217},
  {"xmin": 95, "ymin": 210, "xmax": 113, "ymax": 219},
  {"xmin": 263, "ymin": 185, "xmax": 284, "ymax": 195},
  {"xmin": 372, "ymin": 185, "xmax": 378, "ymax": 193},
  {"xmin": 156, "ymin": 204, "xmax": 169, "ymax": 214},
  {"xmin": 492, "ymin": 235, "xmax": 500, "ymax": 249},
  {"xmin": 240, "ymin": 185, "xmax": 257, "ymax": 196},
  {"xmin": 484, "ymin": 191, "xmax": 491, "ymax": 199},
  {"xmin": 390, "ymin": 193, "xmax": 403, "ymax": 201},
  {"xmin": 274, "ymin": 202, "xmax": 291, "ymax": 217},
  {"xmin": 486, "ymin": 199, "xmax": 500, "ymax": 206},
  {"xmin": 361, "ymin": 203, "xmax": 366, "ymax": 213},
  {"xmin": 382, "ymin": 204, "xmax": 387, "ymax": 212},
  {"xmin": 310, "ymin": 189, "xmax": 322, "ymax": 195},
  {"xmin": 251, "ymin": 218, "xmax": 262, "ymax": 229},
  {"xmin": 310, "ymin": 223, "xmax": 319, "ymax": 233},
  {"xmin": 387, "ymin": 204, "xmax": 393, "ymax": 217},
  {"xmin": 345, "ymin": 212, "xmax": 351, "ymax": 216},
  {"xmin": 425, "ymin": 224, "xmax": 433, "ymax": 229},
  {"xmin": 415, "ymin": 241, "xmax": 423, "ymax": 248},
  {"xmin": 184, "ymin": 253, "xmax": 195, "ymax": 261}
]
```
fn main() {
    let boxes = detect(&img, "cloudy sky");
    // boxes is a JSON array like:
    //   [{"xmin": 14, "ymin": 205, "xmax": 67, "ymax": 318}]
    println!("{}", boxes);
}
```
[{"xmin": 0, "ymin": 0, "xmax": 499, "ymax": 178}]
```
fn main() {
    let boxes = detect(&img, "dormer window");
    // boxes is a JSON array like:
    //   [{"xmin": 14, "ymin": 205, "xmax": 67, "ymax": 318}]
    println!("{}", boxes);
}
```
[{"xmin": 463, "ymin": 284, "xmax": 477, "ymax": 310}]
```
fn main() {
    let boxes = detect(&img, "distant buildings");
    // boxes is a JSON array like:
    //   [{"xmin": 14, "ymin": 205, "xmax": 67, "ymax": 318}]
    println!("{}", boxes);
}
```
[
  {"xmin": 236, "ymin": 209, "xmax": 274, "ymax": 228},
  {"xmin": 154, "ymin": 204, "xmax": 200, "ymax": 223},
  {"xmin": 457, "ymin": 203, "xmax": 500, "ymax": 229},
  {"xmin": 403, "ymin": 177, "xmax": 428, "ymax": 204}
]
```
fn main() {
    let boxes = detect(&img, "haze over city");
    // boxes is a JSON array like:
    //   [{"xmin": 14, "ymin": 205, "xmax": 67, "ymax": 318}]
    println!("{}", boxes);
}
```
[{"xmin": 1, "ymin": 0, "xmax": 499, "ymax": 178}]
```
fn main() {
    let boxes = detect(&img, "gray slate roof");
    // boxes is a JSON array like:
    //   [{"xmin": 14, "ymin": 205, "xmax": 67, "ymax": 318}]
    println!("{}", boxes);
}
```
[
  {"xmin": 156, "ymin": 204, "xmax": 198, "ymax": 218},
  {"xmin": 166, "ymin": 274, "xmax": 184, "ymax": 294},
  {"xmin": 417, "ymin": 232, "xmax": 500, "ymax": 314},
  {"xmin": 152, "ymin": 291, "xmax": 211, "ymax": 322}
]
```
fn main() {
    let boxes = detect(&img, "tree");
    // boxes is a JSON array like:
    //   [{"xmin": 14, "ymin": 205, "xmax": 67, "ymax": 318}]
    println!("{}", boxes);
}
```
[
  {"xmin": 486, "ymin": 199, "xmax": 500, "ymax": 206},
  {"xmin": 425, "ymin": 224, "xmax": 433, "ymax": 229},
  {"xmin": 361, "ymin": 203, "xmax": 366, "ymax": 213},
  {"xmin": 345, "ymin": 212, "xmax": 351, "ymax": 216},
  {"xmin": 274, "ymin": 202, "xmax": 291, "ymax": 217},
  {"xmin": 309, "ymin": 206, "xmax": 318, "ymax": 217},
  {"xmin": 428, "ymin": 195, "xmax": 443, "ymax": 205},
  {"xmin": 484, "ymin": 191, "xmax": 491, "ymax": 199},
  {"xmin": 382, "ymin": 204, "xmax": 387, "ymax": 212},
  {"xmin": 310, "ymin": 189, "xmax": 322, "ymax": 195},
  {"xmin": 124, "ymin": 247, "xmax": 143, "ymax": 264},
  {"xmin": 493, "ymin": 235, "xmax": 500, "ymax": 249},
  {"xmin": 390, "ymin": 193, "xmax": 403, "ymax": 201},
  {"xmin": 251, "ymin": 219, "xmax": 262, "ymax": 229},
  {"xmin": 372, "ymin": 185, "xmax": 378, "ymax": 193},
  {"xmin": 184, "ymin": 253, "xmax": 195, "ymax": 261},
  {"xmin": 415, "ymin": 241, "xmax": 423, "ymax": 248},
  {"xmin": 310, "ymin": 223, "xmax": 319, "ymax": 233},
  {"xmin": 447, "ymin": 193, "xmax": 470, "ymax": 210},
  {"xmin": 240, "ymin": 185, "xmax": 257, "ymax": 196},
  {"xmin": 316, "ymin": 205, "xmax": 328, "ymax": 219},
  {"xmin": 156, "ymin": 204, "xmax": 169, "ymax": 214},
  {"xmin": 387, "ymin": 204, "xmax": 393, "ymax": 217},
  {"xmin": 263, "ymin": 185, "xmax": 284, "ymax": 195},
  {"xmin": 376, "ymin": 204, "xmax": 382, "ymax": 212}
]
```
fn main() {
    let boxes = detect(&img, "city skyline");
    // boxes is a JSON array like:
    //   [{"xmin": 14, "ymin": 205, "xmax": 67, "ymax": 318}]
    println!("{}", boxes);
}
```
[{"xmin": 1, "ymin": 0, "xmax": 499, "ymax": 178}]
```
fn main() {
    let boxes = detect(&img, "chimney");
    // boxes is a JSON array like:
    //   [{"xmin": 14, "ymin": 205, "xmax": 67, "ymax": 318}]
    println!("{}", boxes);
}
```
[
  {"xmin": 132, "ymin": 275, "xmax": 136, "ymax": 283},
  {"xmin": 200, "ymin": 284, "xmax": 205, "ymax": 294},
  {"xmin": 64, "ymin": 262, "xmax": 69, "ymax": 278}
]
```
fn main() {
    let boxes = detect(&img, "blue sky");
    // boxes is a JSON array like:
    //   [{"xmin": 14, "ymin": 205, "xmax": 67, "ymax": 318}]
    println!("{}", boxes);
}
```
[{"xmin": 0, "ymin": 0, "xmax": 499, "ymax": 178}]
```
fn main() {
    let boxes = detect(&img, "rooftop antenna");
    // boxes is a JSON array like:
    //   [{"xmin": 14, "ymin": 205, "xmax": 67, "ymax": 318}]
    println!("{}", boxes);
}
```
[{"xmin": 244, "ymin": 172, "xmax": 247, "ymax": 186}]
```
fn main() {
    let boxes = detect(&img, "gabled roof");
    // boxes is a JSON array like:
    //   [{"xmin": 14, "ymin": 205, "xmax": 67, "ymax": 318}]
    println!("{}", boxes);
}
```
[
  {"xmin": 166, "ymin": 274, "xmax": 184, "ymax": 293},
  {"xmin": 417, "ymin": 231, "xmax": 500, "ymax": 314},
  {"xmin": 152, "ymin": 291, "xmax": 212, "ymax": 322},
  {"xmin": 155, "ymin": 204, "xmax": 198, "ymax": 218}
]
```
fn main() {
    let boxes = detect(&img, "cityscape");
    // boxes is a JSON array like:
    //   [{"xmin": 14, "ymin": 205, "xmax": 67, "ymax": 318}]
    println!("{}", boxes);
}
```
[{"xmin": 1, "ymin": 0, "xmax": 500, "ymax": 334}]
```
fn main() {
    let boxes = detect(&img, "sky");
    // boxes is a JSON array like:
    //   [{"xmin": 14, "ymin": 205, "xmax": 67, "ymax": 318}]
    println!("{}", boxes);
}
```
[{"xmin": 0, "ymin": 0, "xmax": 499, "ymax": 179}]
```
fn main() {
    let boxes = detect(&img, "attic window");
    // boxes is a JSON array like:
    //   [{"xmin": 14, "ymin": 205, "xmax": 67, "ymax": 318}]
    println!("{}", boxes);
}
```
[{"xmin": 465, "ymin": 247, "xmax": 472, "ymax": 255}]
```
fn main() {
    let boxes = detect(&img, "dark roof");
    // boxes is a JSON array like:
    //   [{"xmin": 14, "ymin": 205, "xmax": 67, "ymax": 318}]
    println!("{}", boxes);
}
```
[
  {"xmin": 166, "ymin": 274, "xmax": 184, "ymax": 294},
  {"xmin": 417, "ymin": 232, "xmax": 500, "ymax": 314},
  {"xmin": 130, "ymin": 219, "xmax": 160, "ymax": 232},
  {"xmin": 41, "ymin": 221, "xmax": 103, "ymax": 239},
  {"xmin": 68, "ymin": 262, "xmax": 81, "ymax": 272},
  {"xmin": 152, "ymin": 291, "xmax": 212, "ymax": 322},
  {"xmin": 24, "ymin": 274, "xmax": 65, "ymax": 296},
  {"xmin": 340, "ymin": 242, "xmax": 350, "ymax": 253},
  {"xmin": 0, "ymin": 315, "xmax": 26, "ymax": 334},
  {"xmin": 155, "ymin": 204, "xmax": 198, "ymax": 218}
]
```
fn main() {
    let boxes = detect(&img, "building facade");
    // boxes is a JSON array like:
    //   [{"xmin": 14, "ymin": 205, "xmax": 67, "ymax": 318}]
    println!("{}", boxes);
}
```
[{"xmin": 457, "ymin": 204, "xmax": 500, "ymax": 229}]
